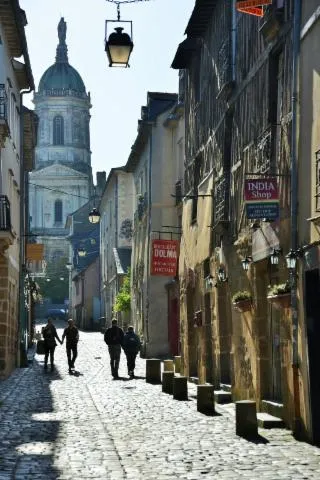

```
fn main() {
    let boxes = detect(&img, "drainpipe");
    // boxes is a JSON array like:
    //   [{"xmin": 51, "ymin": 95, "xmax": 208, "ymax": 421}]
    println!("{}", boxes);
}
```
[
  {"xmin": 18, "ymin": 88, "xmax": 33, "ymax": 362},
  {"xmin": 290, "ymin": 0, "xmax": 302, "ymax": 438}
]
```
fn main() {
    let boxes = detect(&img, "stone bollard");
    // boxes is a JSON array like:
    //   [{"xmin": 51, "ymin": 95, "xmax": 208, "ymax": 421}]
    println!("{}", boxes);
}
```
[
  {"xmin": 197, "ymin": 385, "xmax": 215, "ymax": 415},
  {"xmin": 173, "ymin": 376, "xmax": 188, "ymax": 400},
  {"xmin": 235, "ymin": 400, "xmax": 258, "ymax": 439},
  {"xmin": 162, "ymin": 371, "xmax": 174, "ymax": 394},
  {"xmin": 174, "ymin": 356, "xmax": 181, "ymax": 373},
  {"xmin": 163, "ymin": 359, "xmax": 174, "ymax": 372},
  {"xmin": 146, "ymin": 359, "xmax": 161, "ymax": 384}
]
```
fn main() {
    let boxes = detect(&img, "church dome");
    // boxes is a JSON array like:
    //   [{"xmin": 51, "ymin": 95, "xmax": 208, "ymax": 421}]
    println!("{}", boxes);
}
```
[
  {"xmin": 37, "ymin": 17, "xmax": 86, "ymax": 94},
  {"xmin": 38, "ymin": 63, "xmax": 85, "ymax": 93}
]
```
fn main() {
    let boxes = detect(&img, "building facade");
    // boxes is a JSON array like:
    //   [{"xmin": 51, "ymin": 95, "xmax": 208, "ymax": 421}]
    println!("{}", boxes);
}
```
[
  {"xmin": 127, "ymin": 92, "xmax": 183, "ymax": 357},
  {"xmin": 172, "ymin": 0, "xmax": 315, "ymax": 439},
  {"xmin": 0, "ymin": 0, "xmax": 35, "ymax": 376},
  {"xmin": 99, "ymin": 168, "xmax": 133, "ymax": 328}
]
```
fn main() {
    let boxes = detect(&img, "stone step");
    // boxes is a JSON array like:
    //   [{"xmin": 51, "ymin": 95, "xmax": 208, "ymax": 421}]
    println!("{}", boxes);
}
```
[
  {"xmin": 214, "ymin": 390, "xmax": 232, "ymax": 404},
  {"xmin": 257, "ymin": 412, "xmax": 285, "ymax": 429},
  {"xmin": 261, "ymin": 399, "xmax": 284, "ymax": 419}
]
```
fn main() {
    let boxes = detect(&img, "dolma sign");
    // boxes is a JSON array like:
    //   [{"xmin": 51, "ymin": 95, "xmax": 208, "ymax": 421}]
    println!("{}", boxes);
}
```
[
  {"xmin": 244, "ymin": 178, "xmax": 279, "ymax": 220},
  {"xmin": 236, "ymin": 0, "xmax": 272, "ymax": 16},
  {"xmin": 151, "ymin": 239, "xmax": 179, "ymax": 276}
]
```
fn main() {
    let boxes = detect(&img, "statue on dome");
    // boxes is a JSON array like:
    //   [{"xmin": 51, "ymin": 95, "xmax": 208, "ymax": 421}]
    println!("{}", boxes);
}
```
[{"xmin": 58, "ymin": 18, "xmax": 67, "ymax": 44}]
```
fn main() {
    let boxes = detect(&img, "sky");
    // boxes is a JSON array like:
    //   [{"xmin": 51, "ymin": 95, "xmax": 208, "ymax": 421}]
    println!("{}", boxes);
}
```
[{"xmin": 20, "ymin": 0, "xmax": 196, "ymax": 181}]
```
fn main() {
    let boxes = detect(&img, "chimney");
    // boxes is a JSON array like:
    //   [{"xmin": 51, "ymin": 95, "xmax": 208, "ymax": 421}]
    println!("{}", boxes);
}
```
[{"xmin": 96, "ymin": 171, "xmax": 106, "ymax": 196}]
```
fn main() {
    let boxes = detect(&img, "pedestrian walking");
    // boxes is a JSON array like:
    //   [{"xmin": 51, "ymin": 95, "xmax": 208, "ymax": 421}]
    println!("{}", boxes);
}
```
[
  {"xmin": 123, "ymin": 326, "xmax": 141, "ymax": 378},
  {"xmin": 104, "ymin": 319, "xmax": 124, "ymax": 379},
  {"xmin": 61, "ymin": 319, "xmax": 79, "ymax": 373},
  {"xmin": 42, "ymin": 317, "xmax": 62, "ymax": 371}
]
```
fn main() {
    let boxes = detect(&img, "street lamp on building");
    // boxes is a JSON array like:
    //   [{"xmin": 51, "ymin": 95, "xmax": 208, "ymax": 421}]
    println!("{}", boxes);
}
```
[
  {"xmin": 241, "ymin": 256, "xmax": 252, "ymax": 271},
  {"xmin": 217, "ymin": 266, "xmax": 228, "ymax": 283},
  {"xmin": 270, "ymin": 248, "xmax": 282, "ymax": 266},
  {"xmin": 285, "ymin": 249, "xmax": 297, "ymax": 270},
  {"xmin": 88, "ymin": 207, "xmax": 101, "ymax": 224},
  {"xmin": 77, "ymin": 247, "xmax": 86, "ymax": 257}
]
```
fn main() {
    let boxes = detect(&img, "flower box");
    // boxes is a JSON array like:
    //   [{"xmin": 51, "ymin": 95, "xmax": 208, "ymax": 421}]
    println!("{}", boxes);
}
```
[
  {"xmin": 232, "ymin": 298, "xmax": 252, "ymax": 313},
  {"xmin": 267, "ymin": 293, "xmax": 291, "ymax": 309}
]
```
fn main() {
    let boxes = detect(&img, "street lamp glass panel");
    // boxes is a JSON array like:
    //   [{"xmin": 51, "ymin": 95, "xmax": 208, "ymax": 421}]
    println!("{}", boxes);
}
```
[
  {"xmin": 88, "ymin": 207, "xmax": 101, "ymax": 224},
  {"xmin": 105, "ymin": 27, "xmax": 133, "ymax": 67},
  {"xmin": 270, "ymin": 249, "xmax": 280, "ymax": 265},
  {"xmin": 285, "ymin": 250, "xmax": 297, "ymax": 269}
]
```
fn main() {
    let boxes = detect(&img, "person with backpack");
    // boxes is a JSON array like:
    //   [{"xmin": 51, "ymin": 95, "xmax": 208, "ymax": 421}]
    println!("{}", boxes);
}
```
[
  {"xmin": 104, "ymin": 319, "xmax": 124, "ymax": 379},
  {"xmin": 122, "ymin": 326, "xmax": 141, "ymax": 378},
  {"xmin": 42, "ymin": 317, "xmax": 62, "ymax": 371},
  {"xmin": 61, "ymin": 319, "xmax": 79, "ymax": 373}
]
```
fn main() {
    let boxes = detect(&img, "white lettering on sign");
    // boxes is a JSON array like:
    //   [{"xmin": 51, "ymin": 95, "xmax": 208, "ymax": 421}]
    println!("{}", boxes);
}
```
[{"xmin": 154, "ymin": 249, "xmax": 177, "ymax": 259}]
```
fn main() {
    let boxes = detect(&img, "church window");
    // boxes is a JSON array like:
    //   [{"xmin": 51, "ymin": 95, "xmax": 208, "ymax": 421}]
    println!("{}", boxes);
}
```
[
  {"xmin": 53, "ymin": 115, "xmax": 64, "ymax": 145},
  {"xmin": 54, "ymin": 199, "xmax": 63, "ymax": 223}
]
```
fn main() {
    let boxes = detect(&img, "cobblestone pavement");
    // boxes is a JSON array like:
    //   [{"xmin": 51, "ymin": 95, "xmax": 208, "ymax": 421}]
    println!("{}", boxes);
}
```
[{"xmin": 1, "ymin": 323, "xmax": 320, "ymax": 480}]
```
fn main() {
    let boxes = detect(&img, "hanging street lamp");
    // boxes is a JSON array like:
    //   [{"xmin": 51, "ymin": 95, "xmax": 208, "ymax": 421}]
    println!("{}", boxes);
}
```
[{"xmin": 105, "ymin": 3, "xmax": 133, "ymax": 67}]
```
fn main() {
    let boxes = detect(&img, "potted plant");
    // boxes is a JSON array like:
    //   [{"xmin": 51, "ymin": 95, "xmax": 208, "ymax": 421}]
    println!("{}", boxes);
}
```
[
  {"xmin": 232, "ymin": 290, "xmax": 252, "ymax": 313},
  {"xmin": 267, "ymin": 282, "xmax": 291, "ymax": 309}
]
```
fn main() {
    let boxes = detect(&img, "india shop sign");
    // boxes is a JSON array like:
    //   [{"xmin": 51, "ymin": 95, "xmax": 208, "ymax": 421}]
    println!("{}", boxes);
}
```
[
  {"xmin": 151, "ymin": 239, "xmax": 179, "ymax": 276},
  {"xmin": 244, "ymin": 178, "xmax": 279, "ymax": 220}
]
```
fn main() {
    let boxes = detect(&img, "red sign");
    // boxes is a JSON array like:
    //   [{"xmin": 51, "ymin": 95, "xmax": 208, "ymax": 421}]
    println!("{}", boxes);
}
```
[
  {"xmin": 236, "ymin": 0, "xmax": 272, "ymax": 16},
  {"xmin": 244, "ymin": 178, "xmax": 279, "ymax": 202},
  {"xmin": 151, "ymin": 239, "xmax": 179, "ymax": 276}
]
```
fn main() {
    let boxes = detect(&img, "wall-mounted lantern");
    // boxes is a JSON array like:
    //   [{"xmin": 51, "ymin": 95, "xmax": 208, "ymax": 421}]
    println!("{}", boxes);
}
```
[
  {"xmin": 217, "ymin": 266, "xmax": 228, "ymax": 283},
  {"xmin": 270, "ymin": 248, "xmax": 282, "ymax": 266},
  {"xmin": 88, "ymin": 207, "xmax": 101, "ymax": 224},
  {"xmin": 241, "ymin": 256, "xmax": 252, "ymax": 271},
  {"xmin": 77, "ymin": 247, "xmax": 86, "ymax": 258}
]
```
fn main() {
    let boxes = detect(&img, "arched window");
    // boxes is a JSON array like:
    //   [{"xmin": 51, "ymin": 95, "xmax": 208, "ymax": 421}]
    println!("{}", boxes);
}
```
[
  {"xmin": 53, "ymin": 115, "xmax": 64, "ymax": 145},
  {"xmin": 54, "ymin": 199, "xmax": 63, "ymax": 223}
]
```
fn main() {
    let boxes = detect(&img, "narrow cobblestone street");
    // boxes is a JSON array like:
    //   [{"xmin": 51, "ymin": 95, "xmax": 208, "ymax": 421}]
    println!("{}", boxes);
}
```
[{"xmin": 1, "ymin": 324, "xmax": 320, "ymax": 480}]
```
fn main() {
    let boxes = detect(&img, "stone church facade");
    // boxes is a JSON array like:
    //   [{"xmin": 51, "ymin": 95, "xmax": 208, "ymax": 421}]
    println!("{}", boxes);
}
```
[{"xmin": 29, "ymin": 18, "xmax": 92, "ymax": 262}]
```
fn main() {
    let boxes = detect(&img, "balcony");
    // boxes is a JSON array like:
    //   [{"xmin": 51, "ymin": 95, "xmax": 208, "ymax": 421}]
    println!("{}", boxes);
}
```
[{"xmin": 0, "ymin": 195, "xmax": 14, "ymax": 251}]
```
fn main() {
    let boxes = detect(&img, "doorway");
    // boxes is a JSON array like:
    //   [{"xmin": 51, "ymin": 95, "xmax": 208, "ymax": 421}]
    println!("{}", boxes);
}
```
[{"xmin": 305, "ymin": 269, "xmax": 320, "ymax": 445}]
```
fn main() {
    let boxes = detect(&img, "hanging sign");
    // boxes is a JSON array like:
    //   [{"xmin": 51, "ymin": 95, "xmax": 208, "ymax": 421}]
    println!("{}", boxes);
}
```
[
  {"xmin": 236, "ymin": 0, "xmax": 272, "ymax": 17},
  {"xmin": 26, "ymin": 243, "xmax": 44, "ymax": 261},
  {"xmin": 244, "ymin": 178, "xmax": 279, "ymax": 220},
  {"xmin": 151, "ymin": 239, "xmax": 179, "ymax": 276}
]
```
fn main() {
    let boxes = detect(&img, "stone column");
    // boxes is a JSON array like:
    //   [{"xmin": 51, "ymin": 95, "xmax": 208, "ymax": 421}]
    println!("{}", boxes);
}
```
[
  {"xmin": 173, "ymin": 376, "xmax": 188, "ymax": 400},
  {"xmin": 162, "ymin": 371, "xmax": 174, "ymax": 394},
  {"xmin": 235, "ymin": 400, "xmax": 258, "ymax": 438},
  {"xmin": 163, "ymin": 359, "xmax": 174, "ymax": 372},
  {"xmin": 197, "ymin": 385, "xmax": 215, "ymax": 415}
]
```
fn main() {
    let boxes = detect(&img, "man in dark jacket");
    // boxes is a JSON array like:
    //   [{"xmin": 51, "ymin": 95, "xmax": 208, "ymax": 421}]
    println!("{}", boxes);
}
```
[
  {"xmin": 123, "ymin": 326, "xmax": 141, "ymax": 378},
  {"xmin": 104, "ymin": 319, "xmax": 124, "ymax": 379},
  {"xmin": 42, "ymin": 317, "xmax": 62, "ymax": 371},
  {"xmin": 61, "ymin": 319, "xmax": 79, "ymax": 373}
]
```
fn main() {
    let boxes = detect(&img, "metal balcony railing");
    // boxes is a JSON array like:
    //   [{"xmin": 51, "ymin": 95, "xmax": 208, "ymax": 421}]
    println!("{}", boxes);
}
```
[{"xmin": 0, "ymin": 195, "xmax": 12, "ymax": 231}]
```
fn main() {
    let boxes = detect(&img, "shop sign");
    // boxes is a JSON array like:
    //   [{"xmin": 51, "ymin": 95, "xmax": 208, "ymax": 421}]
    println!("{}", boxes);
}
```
[
  {"xmin": 244, "ymin": 177, "xmax": 279, "ymax": 220},
  {"xmin": 26, "ymin": 243, "xmax": 44, "ymax": 261},
  {"xmin": 236, "ymin": 0, "xmax": 272, "ymax": 17},
  {"xmin": 151, "ymin": 239, "xmax": 179, "ymax": 276}
]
